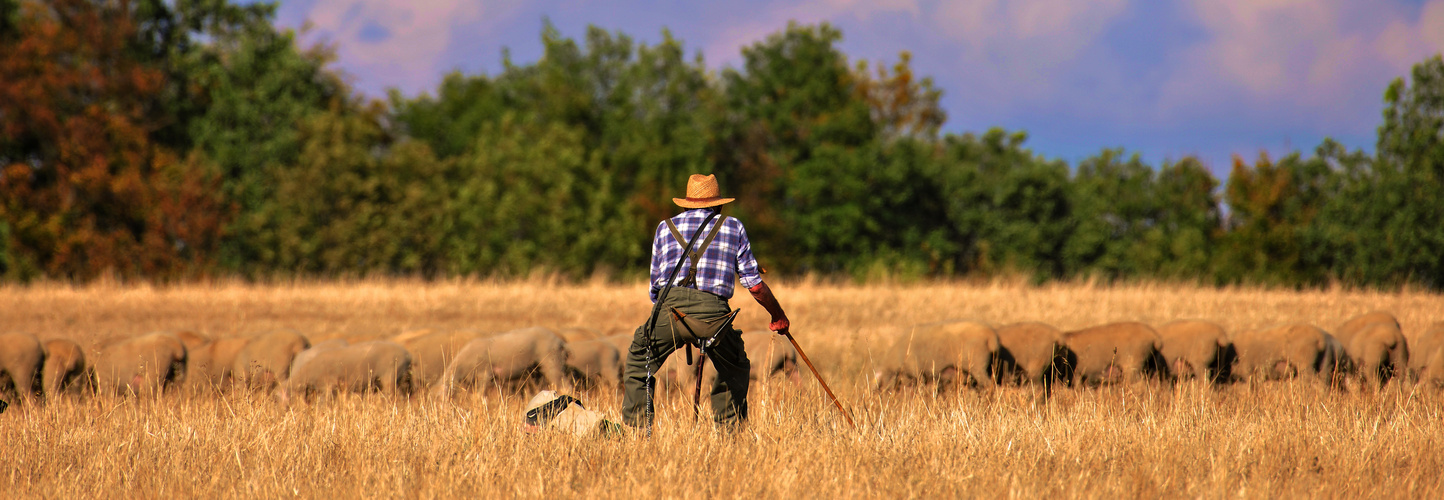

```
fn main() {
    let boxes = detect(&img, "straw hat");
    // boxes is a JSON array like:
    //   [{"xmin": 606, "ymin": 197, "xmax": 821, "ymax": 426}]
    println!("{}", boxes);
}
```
[{"xmin": 673, "ymin": 174, "xmax": 735, "ymax": 209}]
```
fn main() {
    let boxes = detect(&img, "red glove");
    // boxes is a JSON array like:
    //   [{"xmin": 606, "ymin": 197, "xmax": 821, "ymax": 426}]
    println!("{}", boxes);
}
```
[{"xmin": 748, "ymin": 281, "xmax": 790, "ymax": 336}]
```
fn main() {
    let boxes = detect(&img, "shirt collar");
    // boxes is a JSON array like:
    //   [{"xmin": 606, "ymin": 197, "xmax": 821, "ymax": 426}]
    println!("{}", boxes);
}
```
[{"xmin": 680, "ymin": 207, "xmax": 720, "ymax": 217}]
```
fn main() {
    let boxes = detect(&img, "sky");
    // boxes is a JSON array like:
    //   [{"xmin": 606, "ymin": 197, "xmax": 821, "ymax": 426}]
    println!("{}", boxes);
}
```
[{"xmin": 269, "ymin": 0, "xmax": 1444, "ymax": 176}]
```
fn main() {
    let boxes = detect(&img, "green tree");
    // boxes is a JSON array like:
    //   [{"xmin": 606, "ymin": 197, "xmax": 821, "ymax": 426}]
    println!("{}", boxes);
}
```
[
  {"xmin": 1065, "ymin": 149, "xmax": 1160, "ymax": 279},
  {"xmin": 715, "ymin": 22, "xmax": 877, "ymax": 273},
  {"xmin": 394, "ymin": 24, "xmax": 718, "ymax": 276},
  {"xmin": 1063, "ymin": 151, "xmax": 1221, "ymax": 281},
  {"xmin": 250, "ymin": 100, "xmax": 453, "ymax": 276},
  {"xmin": 1215, "ymin": 152, "xmax": 1333, "ymax": 286},
  {"xmin": 1306, "ymin": 140, "xmax": 1382, "ymax": 285},
  {"xmin": 1145, "ymin": 157, "xmax": 1222, "ymax": 278},
  {"xmin": 445, "ymin": 116, "xmax": 630, "ymax": 276},
  {"xmin": 576, "ymin": 27, "xmax": 717, "ymax": 242},
  {"xmin": 252, "ymin": 103, "xmax": 387, "ymax": 274},
  {"xmin": 934, "ymin": 129, "xmax": 1074, "ymax": 279},
  {"xmin": 1357, "ymin": 55, "xmax": 1444, "ymax": 288},
  {"xmin": 390, "ymin": 73, "xmax": 508, "ymax": 160},
  {"xmin": 152, "ymin": 1, "xmax": 347, "ymax": 274}
]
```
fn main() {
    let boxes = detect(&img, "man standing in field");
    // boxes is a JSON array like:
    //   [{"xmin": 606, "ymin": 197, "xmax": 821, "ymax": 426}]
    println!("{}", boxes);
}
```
[{"xmin": 622, "ymin": 174, "xmax": 791, "ymax": 430}]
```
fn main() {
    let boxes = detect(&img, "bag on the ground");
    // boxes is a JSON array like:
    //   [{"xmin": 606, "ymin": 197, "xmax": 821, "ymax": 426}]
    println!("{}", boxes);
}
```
[{"xmin": 523, "ymin": 391, "xmax": 624, "ymax": 438}]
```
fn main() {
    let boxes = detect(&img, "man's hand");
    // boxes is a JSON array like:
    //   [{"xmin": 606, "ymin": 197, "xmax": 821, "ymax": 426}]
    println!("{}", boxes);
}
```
[
  {"xmin": 748, "ymin": 281, "xmax": 789, "ymax": 336},
  {"xmin": 768, "ymin": 316, "xmax": 790, "ymax": 336}
]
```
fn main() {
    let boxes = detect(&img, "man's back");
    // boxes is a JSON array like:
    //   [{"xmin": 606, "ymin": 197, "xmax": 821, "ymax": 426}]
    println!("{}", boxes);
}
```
[{"xmin": 648, "ymin": 209, "xmax": 762, "ymax": 302}]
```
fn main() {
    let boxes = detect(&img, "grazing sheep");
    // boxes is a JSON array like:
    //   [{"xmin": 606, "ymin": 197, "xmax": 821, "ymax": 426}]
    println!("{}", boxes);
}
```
[
  {"xmin": 403, "ymin": 329, "xmax": 492, "ymax": 388},
  {"xmin": 994, "ymin": 322, "xmax": 1067, "ymax": 388},
  {"xmin": 564, "ymin": 338, "xmax": 622, "ymax": 390},
  {"xmin": 42, "ymin": 339, "xmax": 88, "ymax": 397},
  {"xmin": 1, "ymin": 332, "xmax": 45, "ymax": 406},
  {"xmin": 1417, "ymin": 346, "xmax": 1444, "ymax": 388},
  {"xmin": 875, "ymin": 321, "xmax": 999, "ymax": 393},
  {"xmin": 432, "ymin": 327, "xmax": 572, "ymax": 398},
  {"xmin": 279, "ymin": 341, "xmax": 412, "ymax": 404},
  {"xmin": 93, "ymin": 332, "xmax": 188, "ymax": 397},
  {"xmin": 1156, "ymin": 320, "xmax": 1235, "ymax": 383},
  {"xmin": 233, "ymin": 330, "xmax": 311, "ymax": 390},
  {"xmin": 185, "ymin": 336, "xmax": 252, "ymax": 390},
  {"xmin": 1333, "ymin": 312, "xmax": 1408, "ymax": 388},
  {"xmin": 1409, "ymin": 323, "xmax": 1444, "ymax": 383},
  {"xmin": 1059, "ymin": 322, "xmax": 1169, "ymax": 386},
  {"xmin": 1231, "ymin": 324, "xmax": 1348, "ymax": 386}
]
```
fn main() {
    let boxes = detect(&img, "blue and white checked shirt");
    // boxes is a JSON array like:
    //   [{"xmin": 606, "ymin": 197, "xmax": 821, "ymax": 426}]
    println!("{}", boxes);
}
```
[{"xmin": 649, "ymin": 208, "xmax": 764, "ymax": 302}]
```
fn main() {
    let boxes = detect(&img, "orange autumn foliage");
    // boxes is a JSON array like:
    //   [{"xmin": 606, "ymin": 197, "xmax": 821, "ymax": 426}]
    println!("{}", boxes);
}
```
[{"xmin": 0, "ymin": 0, "xmax": 228, "ymax": 281}]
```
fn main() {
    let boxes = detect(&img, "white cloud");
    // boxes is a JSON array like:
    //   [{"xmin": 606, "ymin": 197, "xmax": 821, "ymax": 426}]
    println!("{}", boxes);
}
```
[
  {"xmin": 1158, "ymin": 0, "xmax": 1444, "ymax": 130},
  {"xmin": 925, "ymin": 0, "xmax": 1135, "ymax": 113},
  {"xmin": 300, "ymin": 1, "xmax": 523, "ymax": 95}
]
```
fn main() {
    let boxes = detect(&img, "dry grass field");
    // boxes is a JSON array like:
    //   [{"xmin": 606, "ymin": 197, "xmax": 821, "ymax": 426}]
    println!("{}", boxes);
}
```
[{"xmin": 2, "ymin": 278, "xmax": 1443, "ymax": 498}]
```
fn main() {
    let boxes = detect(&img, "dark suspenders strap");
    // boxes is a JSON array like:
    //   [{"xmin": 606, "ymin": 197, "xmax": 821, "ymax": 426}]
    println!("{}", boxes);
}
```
[{"xmin": 663, "ymin": 216, "xmax": 725, "ymax": 288}]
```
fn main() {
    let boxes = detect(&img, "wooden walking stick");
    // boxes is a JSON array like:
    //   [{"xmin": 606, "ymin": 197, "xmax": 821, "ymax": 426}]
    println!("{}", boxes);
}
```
[{"xmin": 782, "ymin": 331, "xmax": 856, "ymax": 429}]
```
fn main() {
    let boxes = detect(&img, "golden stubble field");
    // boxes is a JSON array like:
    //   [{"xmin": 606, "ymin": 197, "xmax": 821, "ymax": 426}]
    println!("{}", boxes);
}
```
[{"xmin": 2, "ymin": 278, "xmax": 1443, "ymax": 498}]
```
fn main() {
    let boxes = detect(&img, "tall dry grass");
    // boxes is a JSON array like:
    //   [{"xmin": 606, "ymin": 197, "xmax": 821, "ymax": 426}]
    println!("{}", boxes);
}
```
[{"xmin": 2, "ymin": 278, "xmax": 1443, "ymax": 497}]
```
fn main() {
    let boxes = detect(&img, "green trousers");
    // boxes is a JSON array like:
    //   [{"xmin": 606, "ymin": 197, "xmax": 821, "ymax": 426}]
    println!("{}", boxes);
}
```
[{"xmin": 622, "ymin": 287, "xmax": 750, "ymax": 428}]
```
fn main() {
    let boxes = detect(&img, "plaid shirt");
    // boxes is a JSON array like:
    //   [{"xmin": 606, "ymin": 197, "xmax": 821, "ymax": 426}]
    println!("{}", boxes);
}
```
[{"xmin": 649, "ymin": 208, "xmax": 764, "ymax": 302}]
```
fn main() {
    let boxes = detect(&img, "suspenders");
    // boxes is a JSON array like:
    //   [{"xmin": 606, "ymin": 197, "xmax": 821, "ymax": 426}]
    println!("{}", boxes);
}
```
[{"xmin": 663, "ymin": 216, "xmax": 724, "ymax": 289}]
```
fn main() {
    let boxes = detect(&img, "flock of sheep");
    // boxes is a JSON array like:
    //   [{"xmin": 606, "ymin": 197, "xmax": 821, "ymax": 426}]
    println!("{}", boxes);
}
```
[
  {"xmin": 1, "ymin": 310, "xmax": 1440, "ymax": 410},
  {"xmin": 0, "ymin": 325, "xmax": 799, "ymax": 407},
  {"xmin": 876, "ymin": 311, "xmax": 1441, "ymax": 393}
]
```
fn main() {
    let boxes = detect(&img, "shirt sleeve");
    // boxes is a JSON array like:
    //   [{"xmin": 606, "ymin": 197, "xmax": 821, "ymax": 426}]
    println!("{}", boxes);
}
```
[
  {"xmin": 733, "ymin": 218, "xmax": 764, "ymax": 290},
  {"xmin": 649, "ymin": 221, "xmax": 666, "ymax": 303}
]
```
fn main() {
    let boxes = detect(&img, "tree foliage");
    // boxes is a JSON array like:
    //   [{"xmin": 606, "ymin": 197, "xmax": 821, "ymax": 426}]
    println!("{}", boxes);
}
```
[
  {"xmin": 2, "ymin": 3, "xmax": 1442, "ymax": 289},
  {"xmin": 1215, "ymin": 152, "xmax": 1330, "ymax": 286},
  {"xmin": 0, "ymin": 0, "xmax": 227, "ymax": 280}
]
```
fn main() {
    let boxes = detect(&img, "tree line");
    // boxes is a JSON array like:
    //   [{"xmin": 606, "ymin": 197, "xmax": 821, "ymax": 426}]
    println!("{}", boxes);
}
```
[{"xmin": 2, "ymin": 0, "xmax": 1442, "ymax": 289}]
